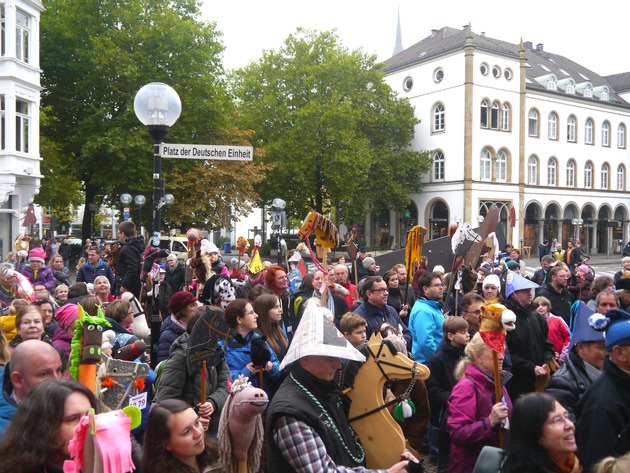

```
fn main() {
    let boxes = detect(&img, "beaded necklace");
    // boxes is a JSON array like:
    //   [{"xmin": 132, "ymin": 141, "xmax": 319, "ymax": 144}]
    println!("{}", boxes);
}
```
[{"xmin": 290, "ymin": 372, "xmax": 365, "ymax": 464}]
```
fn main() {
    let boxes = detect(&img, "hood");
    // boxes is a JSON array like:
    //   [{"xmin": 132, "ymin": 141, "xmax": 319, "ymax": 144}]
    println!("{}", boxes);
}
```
[{"xmin": 122, "ymin": 235, "xmax": 145, "ymax": 252}]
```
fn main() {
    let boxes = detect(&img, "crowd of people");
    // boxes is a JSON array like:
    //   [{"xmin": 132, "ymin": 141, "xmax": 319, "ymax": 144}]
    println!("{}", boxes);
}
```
[{"xmin": 2, "ymin": 228, "xmax": 630, "ymax": 473}]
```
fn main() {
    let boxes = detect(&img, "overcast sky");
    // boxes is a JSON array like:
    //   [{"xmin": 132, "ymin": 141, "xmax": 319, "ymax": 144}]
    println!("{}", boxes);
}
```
[{"xmin": 200, "ymin": 0, "xmax": 630, "ymax": 77}]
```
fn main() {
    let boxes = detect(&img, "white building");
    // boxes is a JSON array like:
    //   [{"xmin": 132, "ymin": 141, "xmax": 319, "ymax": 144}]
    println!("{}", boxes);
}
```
[
  {"xmin": 0, "ymin": 0, "xmax": 43, "ymax": 258},
  {"xmin": 379, "ymin": 26, "xmax": 630, "ymax": 257}
]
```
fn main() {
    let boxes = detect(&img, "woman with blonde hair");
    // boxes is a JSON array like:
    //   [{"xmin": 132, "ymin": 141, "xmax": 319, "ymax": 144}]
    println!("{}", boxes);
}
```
[
  {"xmin": 0, "ymin": 330, "xmax": 9, "ymax": 366},
  {"xmin": 595, "ymin": 452, "xmax": 630, "ymax": 473},
  {"xmin": 446, "ymin": 332, "xmax": 512, "ymax": 473}
]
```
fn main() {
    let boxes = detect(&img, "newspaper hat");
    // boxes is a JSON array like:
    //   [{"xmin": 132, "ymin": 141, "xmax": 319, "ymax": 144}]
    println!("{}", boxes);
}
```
[
  {"xmin": 504, "ymin": 270, "xmax": 539, "ymax": 298},
  {"xmin": 280, "ymin": 298, "xmax": 366, "ymax": 370},
  {"xmin": 568, "ymin": 301, "xmax": 604, "ymax": 351}
]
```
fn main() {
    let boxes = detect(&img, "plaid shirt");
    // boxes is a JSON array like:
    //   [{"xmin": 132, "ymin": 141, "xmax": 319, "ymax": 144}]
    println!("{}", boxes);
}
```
[{"xmin": 273, "ymin": 416, "xmax": 387, "ymax": 473}]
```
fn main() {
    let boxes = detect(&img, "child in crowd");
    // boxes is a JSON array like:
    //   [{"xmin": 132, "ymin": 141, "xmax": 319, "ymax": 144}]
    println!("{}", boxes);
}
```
[
  {"xmin": 533, "ymin": 296, "xmax": 571, "ymax": 361},
  {"xmin": 426, "ymin": 316, "xmax": 470, "ymax": 472},
  {"xmin": 340, "ymin": 312, "xmax": 368, "ymax": 348}
]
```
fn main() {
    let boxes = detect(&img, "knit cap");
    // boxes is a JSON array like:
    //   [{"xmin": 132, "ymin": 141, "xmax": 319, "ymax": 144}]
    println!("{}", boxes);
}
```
[
  {"xmin": 167, "ymin": 291, "xmax": 197, "ymax": 315},
  {"xmin": 56, "ymin": 304, "xmax": 79, "ymax": 331},
  {"xmin": 589, "ymin": 308, "xmax": 630, "ymax": 351},
  {"xmin": 29, "ymin": 247, "xmax": 46, "ymax": 264},
  {"xmin": 362, "ymin": 257, "xmax": 376, "ymax": 269}
]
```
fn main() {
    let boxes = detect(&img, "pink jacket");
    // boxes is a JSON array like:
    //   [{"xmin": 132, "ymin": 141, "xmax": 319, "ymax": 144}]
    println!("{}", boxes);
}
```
[{"xmin": 446, "ymin": 364, "xmax": 513, "ymax": 473}]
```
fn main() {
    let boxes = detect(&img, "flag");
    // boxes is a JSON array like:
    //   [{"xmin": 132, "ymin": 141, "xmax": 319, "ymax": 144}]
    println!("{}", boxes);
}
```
[{"xmin": 247, "ymin": 250, "xmax": 263, "ymax": 275}]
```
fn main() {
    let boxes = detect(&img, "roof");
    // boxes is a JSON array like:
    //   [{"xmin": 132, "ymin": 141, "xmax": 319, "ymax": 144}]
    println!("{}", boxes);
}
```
[{"xmin": 383, "ymin": 26, "xmax": 629, "ymax": 107}]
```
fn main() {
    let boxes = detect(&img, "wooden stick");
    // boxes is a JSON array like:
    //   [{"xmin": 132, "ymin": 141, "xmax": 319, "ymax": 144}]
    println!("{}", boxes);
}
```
[
  {"xmin": 201, "ymin": 360, "xmax": 207, "ymax": 403},
  {"xmin": 492, "ymin": 350, "xmax": 504, "ymax": 448}
]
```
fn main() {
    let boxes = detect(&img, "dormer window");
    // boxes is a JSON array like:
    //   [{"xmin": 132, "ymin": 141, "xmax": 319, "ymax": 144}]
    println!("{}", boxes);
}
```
[{"xmin": 547, "ymin": 76, "xmax": 557, "ymax": 91}]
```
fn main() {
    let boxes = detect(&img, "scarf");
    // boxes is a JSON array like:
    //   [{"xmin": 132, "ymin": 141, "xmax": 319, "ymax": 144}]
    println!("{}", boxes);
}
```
[
  {"xmin": 170, "ymin": 314, "xmax": 187, "ymax": 332},
  {"xmin": 313, "ymin": 288, "xmax": 335, "ymax": 314},
  {"xmin": 550, "ymin": 453, "xmax": 582, "ymax": 473}
]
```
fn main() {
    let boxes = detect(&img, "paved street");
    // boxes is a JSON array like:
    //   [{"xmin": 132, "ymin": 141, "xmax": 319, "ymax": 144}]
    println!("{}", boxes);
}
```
[{"xmin": 523, "ymin": 253, "xmax": 624, "ymax": 279}]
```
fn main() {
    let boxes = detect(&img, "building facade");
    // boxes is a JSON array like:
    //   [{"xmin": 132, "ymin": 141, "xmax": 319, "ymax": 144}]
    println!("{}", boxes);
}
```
[
  {"xmin": 0, "ymin": 0, "xmax": 43, "ymax": 259},
  {"xmin": 380, "ymin": 26, "xmax": 630, "ymax": 257}
]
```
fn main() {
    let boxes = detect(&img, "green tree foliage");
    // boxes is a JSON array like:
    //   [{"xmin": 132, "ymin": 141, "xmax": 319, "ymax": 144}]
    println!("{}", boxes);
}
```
[
  {"xmin": 39, "ymin": 0, "xmax": 257, "ymax": 239},
  {"xmin": 231, "ymin": 28, "xmax": 431, "ymax": 225}
]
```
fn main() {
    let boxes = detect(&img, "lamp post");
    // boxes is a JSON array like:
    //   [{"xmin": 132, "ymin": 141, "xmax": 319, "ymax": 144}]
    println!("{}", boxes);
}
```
[
  {"xmin": 571, "ymin": 218, "xmax": 584, "ymax": 243},
  {"xmin": 164, "ymin": 193, "xmax": 174, "ymax": 237},
  {"xmin": 120, "ymin": 194, "xmax": 132, "ymax": 222},
  {"xmin": 134, "ymin": 194, "xmax": 146, "ymax": 236},
  {"xmin": 271, "ymin": 198, "xmax": 286, "ymax": 265},
  {"xmin": 134, "ymin": 82, "xmax": 181, "ymax": 371}
]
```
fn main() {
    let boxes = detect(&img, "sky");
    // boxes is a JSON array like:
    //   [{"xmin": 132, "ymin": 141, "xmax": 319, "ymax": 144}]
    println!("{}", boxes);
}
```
[{"xmin": 200, "ymin": 0, "xmax": 630, "ymax": 77}]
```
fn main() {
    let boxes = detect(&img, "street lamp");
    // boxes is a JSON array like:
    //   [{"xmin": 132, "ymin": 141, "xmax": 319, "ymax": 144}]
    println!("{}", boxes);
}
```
[
  {"xmin": 120, "ymin": 193, "xmax": 132, "ymax": 222},
  {"xmin": 164, "ymin": 193, "xmax": 175, "ymax": 236},
  {"xmin": 271, "ymin": 198, "xmax": 286, "ymax": 265},
  {"xmin": 134, "ymin": 194, "xmax": 146, "ymax": 236},
  {"xmin": 571, "ymin": 218, "xmax": 584, "ymax": 243},
  {"xmin": 134, "ymin": 82, "xmax": 181, "ymax": 247},
  {"xmin": 134, "ymin": 82, "xmax": 181, "ymax": 371}
]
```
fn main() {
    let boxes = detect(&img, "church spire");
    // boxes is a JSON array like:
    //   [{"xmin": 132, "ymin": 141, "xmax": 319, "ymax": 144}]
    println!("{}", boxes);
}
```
[{"xmin": 393, "ymin": 6, "xmax": 403, "ymax": 56}]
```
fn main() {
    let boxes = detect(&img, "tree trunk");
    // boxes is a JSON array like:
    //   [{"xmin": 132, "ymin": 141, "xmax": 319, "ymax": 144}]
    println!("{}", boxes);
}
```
[
  {"xmin": 315, "ymin": 166, "xmax": 323, "ymax": 213},
  {"xmin": 82, "ymin": 180, "xmax": 97, "ymax": 244}
]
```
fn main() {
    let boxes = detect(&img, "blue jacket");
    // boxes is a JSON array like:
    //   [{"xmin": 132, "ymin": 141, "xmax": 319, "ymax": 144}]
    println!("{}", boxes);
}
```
[
  {"xmin": 353, "ymin": 300, "xmax": 412, "ymax": 350},
  {"xmin": 408, "ymin": 298, "xmax": 445, "ymax": 364},
  {"xmin": 220, "ymin": 331, "xmax": 280, "ymax": 397},
  {"xmin": 157, "ymin": 316, "xmax": 186, "ymax": 363},
  {"xmin": 76, "ymin": 259, "xmax": 114, "ymax": 286},
  {"xmin": 0, "ymin": 364, "xmax": 18, "ymax": 438}
]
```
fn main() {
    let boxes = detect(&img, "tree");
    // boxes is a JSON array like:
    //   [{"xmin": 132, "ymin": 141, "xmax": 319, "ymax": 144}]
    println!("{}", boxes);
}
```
[
  {"xmin": 231, "ymin": 28, "xmax": 431, "ymax": 225},
  {"xmin": 39, "ymin": 0, "xmax": 259, "ymax": 240}
]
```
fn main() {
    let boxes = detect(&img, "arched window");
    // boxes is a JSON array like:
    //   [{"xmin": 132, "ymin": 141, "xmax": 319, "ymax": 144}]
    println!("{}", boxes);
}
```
[
  {"xmin": 491, "ymin": 101, "xmax": 500, "ymax": 129},
  {"xmin": 433, "ymin": 150, "xmax": 445, "ymax": 181},
  {"xmin": 528, "ymin": 156, "xmax": 538, "ymax": 185},
  {"xmin": 585, "ymin": 118, "xmax": 593, "ymax": 144},
  {"xmin": 547, "ymin": 158, "xmax": 557, "ymax": 186},
  {"xmin": 601, "ymin": 163, "xmax": 609, "ymax": 190},
  {"xmin": 602, "ymin": 121, "xmax": 610, "ymax": 147},
  {"xmin": 548, "ymin": 112, "xmax": 558, "ymax": 140},
  {"xmin": 567, "ymin": 160, "xmax": 575, "ymax": 187},
  {"xmin": 481, "ymin": 149, "xmax": 491, "ymax": 180},
  {"xmin": 584, "ymin": 161, "xmax": 593, "ymax": 188},
  {"xmin": 567, "ymin": 116, "xmax": 576, "ymax": 142},
  {"xmin": 617, "ymin": 165, "xmax": 626, "ymax": 191},
  {"xmin": 501, "ymin": 103, "xmax": 510, "ymax": 131},
  {"xmin": 618, "ymin": 123, "xmax": 626, "ymax": 148},
  {"xmin": 433, "ymin": 103, "xmax": 445, "ymax": 132},
  {"xmin": 496, "ymin": 150, "xmax": 507, "ymax": 181},
  {"xmin": 480, "ymin": 100, "xmax": 488, "ymax": 128},
  {"xmin": 528, "ymin": 109, "xmax": 539, "ymax": 137}
]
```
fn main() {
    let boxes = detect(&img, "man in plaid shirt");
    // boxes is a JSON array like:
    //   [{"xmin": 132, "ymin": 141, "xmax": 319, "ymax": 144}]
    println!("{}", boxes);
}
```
[{"xmin": 265, "ymin": 299, "xmax": 416, "ymax": 472}]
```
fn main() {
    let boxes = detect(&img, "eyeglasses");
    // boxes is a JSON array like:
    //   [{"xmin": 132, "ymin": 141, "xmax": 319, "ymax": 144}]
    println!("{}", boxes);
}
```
[
  {"xmin": 370, "ymin": 288, "xmax": 389, "ymax": 293},
  {"xmin": 546, "ymin": 412, "xmax": 576, "ymax": 427}
]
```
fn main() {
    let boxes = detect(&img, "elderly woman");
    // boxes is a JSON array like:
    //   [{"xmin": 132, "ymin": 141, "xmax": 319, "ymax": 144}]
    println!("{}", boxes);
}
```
[
  {"xmin": 157, "ymin": 291, "xmax": 200, "ymax": 363},
  {"xmin": 8, "ymin": 305, "xmax": 51, "ymax": 349},
  {"xmin": 94, "ymin": 275, "xmax": 114, "ymax": 307},
  {"xmin": 502, "ymin": 392, "xmax": 580, "ymax": 473},
  {"xmin": 446, "ymin": 333, "xmax": 512, "ymax": 473},
  {"xmin": 104, "ymin": 299, "xmax": 134, "ymax": 336}
]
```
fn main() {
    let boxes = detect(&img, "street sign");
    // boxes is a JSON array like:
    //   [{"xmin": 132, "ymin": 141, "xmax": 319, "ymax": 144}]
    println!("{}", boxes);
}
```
[{"xmin": 161, "ymin": 143, "xmax": 253, "ymax": 161}]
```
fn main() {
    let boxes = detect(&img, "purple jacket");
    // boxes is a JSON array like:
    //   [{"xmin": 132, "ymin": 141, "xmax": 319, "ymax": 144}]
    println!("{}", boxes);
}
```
[
  {"xmin": 446, "ymin": 364, "xmax": 513, "ymax": 473},
  {"xmin": 21, "ymin": 265, "xmax": 57, "ymax": 292}
]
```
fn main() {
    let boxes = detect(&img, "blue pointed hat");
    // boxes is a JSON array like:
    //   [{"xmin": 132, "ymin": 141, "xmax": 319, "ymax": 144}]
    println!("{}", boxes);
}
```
[
  {"xmin": 568, "ymin": 301, "xmax": 604, "ymax": 351},
  {"xmin": 504, "ymin": 270, "xmax": 539, "ymax": 298},
  {"xmin": 589, "ymin": 308, "xmax": 630, "ymax": 351}
]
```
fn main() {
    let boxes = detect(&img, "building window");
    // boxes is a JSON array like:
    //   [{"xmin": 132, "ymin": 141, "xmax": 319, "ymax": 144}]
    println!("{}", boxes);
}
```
[
  {"xmin": 567, "ymin": 160, "xmax": 575, "ymax": 187},
  {"xmin": 496, "ymin": 150, "xmax": 507, "ymax": 181},
  {"xmin": 548, "ymin": 112, "xmax": 558, "ymax": 140},
  {"xmin": 433, "ymin": 150, "xmax": 445, "ymax": 181},
  {"xmin": 547, "ymin": 76, "xmax": 557, "ymax": 91},
  {"xmin": 617, "ymin": 165, "xmax": 625, "ymax": 191},
  {"xmin": 618, "ymin": 124, "xmax": 626, "ymax": 148},
  {"xmin": 501, "ymin": 103, "xmax": 510, "ymax": 131},
  {"xmin": 528, "ymin": 109, "xmax": 539, "ymax": 137},
  {"xmin": 601, "ymin": 163, "xmax": 609, "ymax": 190},
  {"xmin": 481, "ymin": 149, "xmax": 491, "ymax": 180},
  {"xmin": 480, "ymin": 63, "xmax": 489, "ymax": 76},
  {"xmin": 0, "ymin": 96, "xmax": 4, "ymax": 150},
  {"xmin": 1, "ymin": 6, "xmax": 5, "ymax": 56},
  {"xmin": 602, "ymin": 121, "xmax": 610, "ymax": 147},
  {"xmin": 434, "ymin": 68, "xmax": 444, "ymax": 83},
  {"xmin": 403, "ymin": 76, "xmax": 413, "ymax": 92},
  {"xmin": 480, "ymin": 100, "xmax": 488, "ymax": 128},
  {"xmin": 585, "ymin": 118, "xmax": 594, "ymax": 144},
  {"xmin": 547, "ymin": 157, "xmax": 557, "ymax": 186},
  {"xmin": 16, "ymin": 10, "xmax": 30, "ymax": 63},
  {"xmin": 504, "ymin": 68, "xmax": 513, "ymax": 80},
  {"xmin": 528, "ymin": 156, "xmax": 538, "ymax": 185},
  {"xmin": 16, "ymin": 100, "xmax": 29, "ymax": 152},
  {"xmin": 584, "ymin": 161, "xmax": 592, "ymax": 188},
  {"xmin": 566, "ymin": 80, "xmax": 575, "ymax": 95},
  {"xmin": 583, "ymin": 84, "xmax": 593, "ymax": 98},
  {"xmin": 433, "ymin": 103, "xmax": 445, "ymax": 132},
  {"xmin": 491, "ymin": 101, "xmax": 500, "ymax": 130},
  {"xmin": 567, "ymin": 115, "xmax": 576, "ymax": 142},
  {"xmin": 492, "ymin": 65, "xmax": 501, "ymax": 78}
]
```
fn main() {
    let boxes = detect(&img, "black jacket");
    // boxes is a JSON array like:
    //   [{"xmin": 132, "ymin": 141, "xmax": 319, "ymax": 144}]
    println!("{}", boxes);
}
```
[
  {"xmin": 426, "ymin": 340, "xmax": 465, "ymax": 426},
  {"xmin": 115, "ymin": 236, "xmax": 145, "ymax": 297},
  {"xmin": 504, "ymin": 298, "xmax": 554, "ymax": 400},
  {"xmin": 535, "ymin": 283, "xmax": 575, "ymax": 325},
  {"xmin": 545, "ymin": 349, "xmax": 599, "ymax": 414},
  {"xmin": 576, "ymin": 358, "xmax": 630, "ymax": 471},
  {"xmin": 165, "ymin": 262, "xmax": 186, "ymax": 293}
]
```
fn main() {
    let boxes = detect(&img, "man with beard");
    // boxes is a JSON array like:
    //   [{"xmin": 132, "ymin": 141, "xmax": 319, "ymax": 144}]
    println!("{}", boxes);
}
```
[
  {"xmin": 536, "ymin": 265, "xmax": 575, "ymax": 325},
  {"xmin": 503, "ymin": 271, "xmax": 555, "ymax": 400}
]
